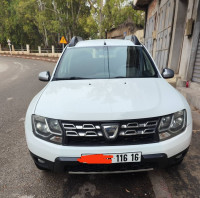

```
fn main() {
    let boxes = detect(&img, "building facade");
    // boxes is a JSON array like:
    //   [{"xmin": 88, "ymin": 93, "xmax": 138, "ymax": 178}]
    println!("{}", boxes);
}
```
[
  {"xmin": 107, "ymin": 21, "xmax": 144, "ymax": 42},
  {"xmin": 134, "ymin": 0, "xmax": 200, "ymax": 84}
]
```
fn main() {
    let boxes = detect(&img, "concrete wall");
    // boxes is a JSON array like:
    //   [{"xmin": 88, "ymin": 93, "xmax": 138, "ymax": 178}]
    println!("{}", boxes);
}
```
[
  {"xmin": 147, "ymin": 0, "xmax": 157, "ymax": 20},
  {"xmin": 168, "ymin": 0, "xmax": 188, "ymax": 73},
  {"xmin": 178, "ymin": 0, "xmax": 200, "ymax": 82},
  {"xmin": 187, "ymin": 0, "xmax": 200, "ymax": 81},
  {"xmin": 0, "ymin": 50, "xmax": 61, "ymax": 58},
  {"xmin": 107, "ymin": 26, "xmax": 131, "ymax": 39},
  {"xmin": 107, "ymin": 24, "xmax": 141, "ymax": 39},
  {"xmin": 178, "ymin": 0, "xmax": 195, "ymax": 80},
  {"xmin": 139, "ymin": 0, "xmax": 200, "ymax": 84},
  {"xmin": 144, "ymin": 0, "xmax": 175, "ymax": 71},
  {"xmin": 134, "ymin": 29, "xmax": 144, "ymax": 43}
]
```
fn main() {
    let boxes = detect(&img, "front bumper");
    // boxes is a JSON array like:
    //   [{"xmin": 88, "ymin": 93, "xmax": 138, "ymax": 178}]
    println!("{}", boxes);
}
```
[
  {"xmin": 26, "ymin": 123, "xmax": 192, "ymax": 162},
  {"xmin": 30, "ymin": 147, "xmax": 189, "ymax": 173}
]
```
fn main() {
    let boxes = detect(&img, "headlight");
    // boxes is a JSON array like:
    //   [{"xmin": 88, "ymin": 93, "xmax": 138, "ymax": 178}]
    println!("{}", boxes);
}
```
[
  {"xmin": 158, "ymin": 110, "xmax": 186, "ymax": 141},
  {"xmin": 32, "ymin": 115, "xmax": 63, "ymax": 144}
]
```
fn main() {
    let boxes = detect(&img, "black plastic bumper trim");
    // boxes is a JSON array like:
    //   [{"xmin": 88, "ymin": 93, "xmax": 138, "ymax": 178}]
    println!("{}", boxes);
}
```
[{"xmin": 30, "ymin": 147, "xmax": 189, "ymax": 173}]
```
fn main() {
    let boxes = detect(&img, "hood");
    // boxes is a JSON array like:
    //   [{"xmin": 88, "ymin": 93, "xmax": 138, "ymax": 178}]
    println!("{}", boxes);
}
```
[{"xmin": 35, "ymin": 78, "xmax": 186, "ymax": 120}]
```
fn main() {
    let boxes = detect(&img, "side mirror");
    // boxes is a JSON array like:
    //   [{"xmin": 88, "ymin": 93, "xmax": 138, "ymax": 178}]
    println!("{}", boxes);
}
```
[
  {"xmin": 39, "ymin": 71, "xmax": 50, "ymax": 81},
  {"xmin": 162, "ymin": 68, "xmax": 174, "ymax": 79}
]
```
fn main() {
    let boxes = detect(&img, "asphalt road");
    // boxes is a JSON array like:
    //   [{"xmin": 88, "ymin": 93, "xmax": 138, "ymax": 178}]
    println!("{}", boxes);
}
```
[{"xmin": 0, "ymin": 56, "xmax": 200, "ymax": 198}]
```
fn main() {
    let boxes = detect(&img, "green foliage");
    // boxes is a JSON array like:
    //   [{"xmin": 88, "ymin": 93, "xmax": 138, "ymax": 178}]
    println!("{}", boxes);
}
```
[
  {"xmin": 102, "ymin": 0, "xmax": 144, "ymax": 32},
  {"xmin": 0, "ymin": 0, "xmax": 144, "ymax": 49}
]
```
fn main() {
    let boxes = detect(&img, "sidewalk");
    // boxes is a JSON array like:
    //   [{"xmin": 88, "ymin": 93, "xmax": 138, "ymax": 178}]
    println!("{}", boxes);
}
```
[
  {"xmin": 177, "ymin": 82, "xmax": 200, "ymax": 111},
  {"xmin": 0, "ymin": 53, "xmax": 59, "ymax": 63},
  {"xmin": 166, "ymin": 75, "xmax": 200, "ymax": 111}
]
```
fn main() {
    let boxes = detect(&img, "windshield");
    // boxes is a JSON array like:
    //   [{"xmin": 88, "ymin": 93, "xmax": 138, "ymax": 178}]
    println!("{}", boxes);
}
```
[{"xmin": 54, "ymin": 46, "xmax": 158, "ymax": 80}]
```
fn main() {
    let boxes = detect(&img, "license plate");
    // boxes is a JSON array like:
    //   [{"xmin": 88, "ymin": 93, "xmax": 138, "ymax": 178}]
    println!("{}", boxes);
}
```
[
  {"xmin": 112, "ymin": 152, "xmax": 142, "ymax": 163},
  {"xmin": 79, "ymin": 152, "xmax": 142, "ymax": 164}
]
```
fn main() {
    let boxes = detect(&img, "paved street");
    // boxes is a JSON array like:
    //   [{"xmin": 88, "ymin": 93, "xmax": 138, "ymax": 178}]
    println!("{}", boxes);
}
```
[{"xmin": 0, "ymin": 56, "xmax": 200, "ymax": 198}]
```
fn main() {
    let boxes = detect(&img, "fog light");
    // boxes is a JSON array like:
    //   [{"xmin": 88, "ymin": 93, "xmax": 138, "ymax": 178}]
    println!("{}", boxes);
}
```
[
  {"xmin": 159, "ymin": 132, "xmax": 171, "ymax": 140},
  {"xmin": 50, "ymin": 136, "xmax": 62, "ymax": 143},
  {"xmin": 38, "ymin": 158, "xmax": 45, "ymax": 164},
  {"xmin": 176, "ymin": 154, "xmax": 182, "ymax": 159}
]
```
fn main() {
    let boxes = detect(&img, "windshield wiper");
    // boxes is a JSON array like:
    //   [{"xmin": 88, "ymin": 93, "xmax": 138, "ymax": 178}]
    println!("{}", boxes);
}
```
[{"xmin": 54, "ymin": 77, "xmax": 89, "ymax": 80}]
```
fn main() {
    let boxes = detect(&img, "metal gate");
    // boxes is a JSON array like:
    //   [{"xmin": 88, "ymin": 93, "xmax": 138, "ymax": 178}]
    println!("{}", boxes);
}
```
[
  {"xmin": 155, "ymin": 0, "xmax": 175, "ymax": 72},
  {"xmin": 144, "ymin": 0, "xmax": 175, "ymax": 72},
  {"xmin": 192, "ymin": 36, "xmax": 200, "ymax": 83},
  {"xmin": 145, "ymin": 14, "xmax": 155, "ymax": 56}
]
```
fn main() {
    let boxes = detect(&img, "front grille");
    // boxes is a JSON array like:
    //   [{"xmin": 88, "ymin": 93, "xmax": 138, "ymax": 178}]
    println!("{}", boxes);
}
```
[{"xmin": 61, "ymin": 117, "xmax": 160, "ymax": 146}]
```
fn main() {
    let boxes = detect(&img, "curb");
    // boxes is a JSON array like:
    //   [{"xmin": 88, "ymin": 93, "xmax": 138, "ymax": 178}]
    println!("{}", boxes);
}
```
[
  {"xmin": 148, "ymin": 170, "xmax": 172, "ymax": 198},
  {"xmin": 0, "ymin": 54, "xmax": 58, "ymax": 63}
]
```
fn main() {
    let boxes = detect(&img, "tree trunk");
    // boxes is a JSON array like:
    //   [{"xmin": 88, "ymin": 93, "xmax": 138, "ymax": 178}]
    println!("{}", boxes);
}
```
[{"xmin": 43, "ymin": 22, "xmax": 48, "ymax": 47}]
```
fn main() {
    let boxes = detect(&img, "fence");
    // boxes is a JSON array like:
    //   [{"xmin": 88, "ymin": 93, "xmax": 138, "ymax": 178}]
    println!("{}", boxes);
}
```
[{"xmin": 0, "ymin": 44, "xmax": 62, "ymax": 58}]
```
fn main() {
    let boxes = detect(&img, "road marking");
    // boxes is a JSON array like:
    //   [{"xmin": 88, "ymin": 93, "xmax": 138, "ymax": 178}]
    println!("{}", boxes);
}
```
[
  {"xmin": 14, "ymin": 61, "xmax": 21, "ymax": 64},
  {"xmin": 148, "ymin": 170, "xmax": 172, "ymax": 198},
  {"xmin": 19, "ymin": 118, "xmax": 25, "ymax": 122},
  {"xmin": 7, "ymin": 97, "xmax": 13, "ymax": 101},
  {"xmin": 14, "ymin": 62, "xmax": 25, "ymax": 71}
]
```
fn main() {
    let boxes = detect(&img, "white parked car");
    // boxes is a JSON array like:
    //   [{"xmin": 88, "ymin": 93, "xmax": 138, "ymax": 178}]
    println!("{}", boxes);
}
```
[{"xmin": 25, "ymin": 36, "xmax": 192, "ymax": 173}]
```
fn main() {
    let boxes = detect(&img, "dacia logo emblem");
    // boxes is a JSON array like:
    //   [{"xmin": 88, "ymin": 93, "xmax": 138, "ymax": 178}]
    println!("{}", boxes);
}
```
[{"xmin": 101, "ymin": 124, "xmax": 119, "ymax": 140}]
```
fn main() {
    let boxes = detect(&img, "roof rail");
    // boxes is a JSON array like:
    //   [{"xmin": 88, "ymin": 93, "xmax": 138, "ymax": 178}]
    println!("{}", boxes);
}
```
[
  {"xmin": 124, "ymin": 35, "xmax": 141, "ymax": 45},
  {"xmin": 69, "ymin": 36, "xmax": 83, "ymax": 47}
]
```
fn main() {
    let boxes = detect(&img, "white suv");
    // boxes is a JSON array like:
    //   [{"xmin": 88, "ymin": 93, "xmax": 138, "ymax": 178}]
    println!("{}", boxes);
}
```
[{"xmin": 25, "ymin": 36, "xmax": 192, "ymax": 173}]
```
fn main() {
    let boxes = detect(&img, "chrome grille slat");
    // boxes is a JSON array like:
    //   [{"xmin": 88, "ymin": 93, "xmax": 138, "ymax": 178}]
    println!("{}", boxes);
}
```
[
  {"xmin": 63, "ymin": 124, "xmax": 76, "ymax": 129},
  {"xmin": 119, "ymin": 129, "xmax": 155, "ymax": 136},
  {"xmin": 121, "ymin": 120, "xmax": 158, "ymax": 129},
  {"xmin": 83, "ymin": 124, "xmax": 95, "ymax": 129},
  {"xmin": 125, "ymin": 130, "xmax": 137, "ymax": 136},
  {"xmin": 127, "ymin": 122, "xmax": 138, "ymax": 128},
  {"xmin": 78, "ymin": 132, "xmax": 85, "ymax": 136},
  {"xmin": 66, "ymin": 130, "xmax": 102, "ymax": 137},
  {"xmin": 61, "ymin": 117, "xmax": 160, "ymax": 145},
  {"xmin": 144, "ymin": 129, "xmax": 155, "ymax": 134},
  {"xmin": 98, "ymin": 132, "xmax": 103, "ymax": 136},
  {"xmin": 66, "ymin": 131, "xmax": 78, "ymax": 136},
  {"xmin": 85, "ymin": 131, "xmax": 98, "ymax": 137},
  {"xmin": 146, "ymin": 121, "xmax": 158, "ymax": 127}
]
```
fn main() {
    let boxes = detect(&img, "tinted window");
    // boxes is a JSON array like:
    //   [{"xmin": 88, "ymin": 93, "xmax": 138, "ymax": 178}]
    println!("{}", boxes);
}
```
[{"xmin": 54, "ymin": 46, "xmax": 157, "ymax": 80}]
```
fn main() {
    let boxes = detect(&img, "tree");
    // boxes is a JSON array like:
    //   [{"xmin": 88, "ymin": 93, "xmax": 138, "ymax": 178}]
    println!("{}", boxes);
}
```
[
  {"xmin": 87, "ymin": 0, "xmax": 104, "ymax": 38},
  {"xmin": 0, "ymin": 0, "xmax": 144, "ymax": 48},
  {"xmin": 102, "ymin": 0, "xmax": 144, "ymax": 32}
]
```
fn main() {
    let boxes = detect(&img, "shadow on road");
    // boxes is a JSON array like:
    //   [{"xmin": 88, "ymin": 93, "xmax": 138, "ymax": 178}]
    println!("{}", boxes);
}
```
[
  {"xmin": 162, "ymin": 132, "xmax": 200, "ymax": 198},
  {"xmin": 63, "ymin": 172, "xmax": 154, "ymax": 198}
]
